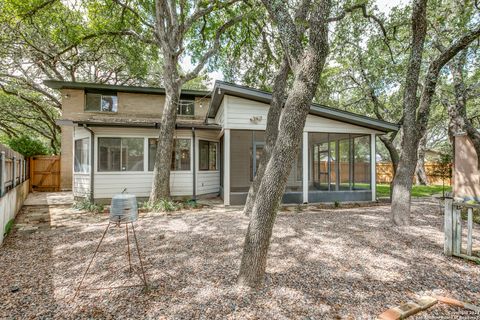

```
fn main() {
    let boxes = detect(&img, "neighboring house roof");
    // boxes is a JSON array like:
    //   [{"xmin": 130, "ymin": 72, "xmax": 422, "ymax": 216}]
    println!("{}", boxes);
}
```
[
  {"xmin": 44, "ymin": 79, "xmax": 399, "ymax": 132},
  {"xmin": 208, "ymin": 81, "xmax": 399, "ymax": 132},
  {"xmin": 43, "ymin": 80, "xmax": 210, "ymax": 98}
]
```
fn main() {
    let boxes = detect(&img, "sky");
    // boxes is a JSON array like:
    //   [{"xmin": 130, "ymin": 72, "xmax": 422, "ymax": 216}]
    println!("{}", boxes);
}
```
[{"xmin": 181, "ymin": 0, "xmax": 409, "ymax": 88}]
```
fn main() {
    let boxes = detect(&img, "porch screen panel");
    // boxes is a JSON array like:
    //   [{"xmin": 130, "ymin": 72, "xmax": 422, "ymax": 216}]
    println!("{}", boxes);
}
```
[
  {"xmin": 148, "ymin": 138, "xmax": 191, "ymax": 171},
  {"xmin": 98, "ymin": 138, "xmax": 121, "ymax": 171},
  {"xmin": 230, "ymin": 130, "xmax": 252, "ymax": 192},
  {"xmin": 74, "ymin": 138, "xmax": 90, "ymax": 173},
  {"xmin": 331, "ymin": 133, "xmax": 350, "ymax": 190},
  {"xmin": 230, "ymin": 130, "xmax": 301, "ymax": 194},
  {"xmin": 171, "ymin": 139, "xmax": 191, "ymax": 171},
  {"xmin": 308, "ymin": 133, "xmax": 329, "ymax": 190},
  {"xmin": 352, "ymin": 135, "xmax": 371, "ymax": 190},
  {"xmin": 122, "ymin": 138, "xmax": 144, "ymax": 171}
]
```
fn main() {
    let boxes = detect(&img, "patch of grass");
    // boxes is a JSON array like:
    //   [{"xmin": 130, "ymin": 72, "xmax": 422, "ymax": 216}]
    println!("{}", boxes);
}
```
[
  {"xmin": 376, "ymin": 184, "xmax": 452, "ymax": 198},
  {"xmin": 4, "ymin": 218, "xmax": 14, "ymax": 236},
  {"xmin": 461, "ymin": 208, "xmax": 480, "ymax": 225},
  {"xmin": 72, "ymin": 197, "xmax": 104, "ymax": 213}
]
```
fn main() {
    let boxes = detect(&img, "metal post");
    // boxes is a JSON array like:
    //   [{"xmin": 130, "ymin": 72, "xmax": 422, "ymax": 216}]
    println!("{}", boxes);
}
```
[
  {"xmin": 12, "ymin": 156, "xmax": 16, "ymax": 188},
  {"xmin": 0, "ymin": 152, "xmax": 5, "ymax": 196},
  {"xmin": 444, "ymin": 198, "xmax": 453, "ymax": 256},
  {"xmin": 131, "ymin": 223, "xmax": 148, "ymax": 289},
  {"xmin": 73, "ymin": 222, "xmax": 111, "ymax": 300}
]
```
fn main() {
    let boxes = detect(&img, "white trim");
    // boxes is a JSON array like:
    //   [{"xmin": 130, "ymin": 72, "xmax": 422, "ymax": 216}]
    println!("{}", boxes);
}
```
[
  {"xmin": 302, "ymin": 132, "xmax": 309, "ymax": 203},
  {"xmin": 224, "ymin": 129, "xmax": 231, "ymax": 205},
  {"xmin": 223, "ymin": 95, "xmax": 229, "ymax": 129},
  {"xmin": 371, "ymin": 133, "xmax": 376, "ymax": 201}
]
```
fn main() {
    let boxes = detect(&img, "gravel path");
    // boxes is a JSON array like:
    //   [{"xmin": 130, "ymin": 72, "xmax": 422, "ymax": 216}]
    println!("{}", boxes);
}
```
[{"xmin": 0, "ymin": 199, "xmax": 478, "ymax": 319}]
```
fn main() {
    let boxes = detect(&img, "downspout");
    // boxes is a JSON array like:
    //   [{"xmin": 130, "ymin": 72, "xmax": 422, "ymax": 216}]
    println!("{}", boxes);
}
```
[
  {"xmin": 192, "ymin": 127, "xmax": 196, "ymax": 201},
  {"xmin": 83, "ymin": 124, "xmax": 95, "ymax": 201}
]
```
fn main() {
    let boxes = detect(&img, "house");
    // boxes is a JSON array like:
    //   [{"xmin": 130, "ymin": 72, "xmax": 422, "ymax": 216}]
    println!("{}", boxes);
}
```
[
  {"xmin": 453, "ymin": 133, "xmax": 480, "ymax": 201},
  {"xmin": 44, "ymin": 80, "xmax": 398, "ymax": 205}
]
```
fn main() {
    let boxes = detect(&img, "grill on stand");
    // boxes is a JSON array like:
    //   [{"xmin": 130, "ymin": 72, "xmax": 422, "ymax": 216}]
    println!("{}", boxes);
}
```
[{"xmin": 73, "ymin": 193, "xmax": 148, "ymax": 299}]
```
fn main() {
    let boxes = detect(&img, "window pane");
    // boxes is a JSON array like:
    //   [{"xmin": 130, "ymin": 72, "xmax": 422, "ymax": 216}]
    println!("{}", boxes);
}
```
[
  {"xmin": 98, "ymin": 138, "xmax": 121, "ymax": 171},
  {"xmin": 122, "ymin": 138, "xmax": 144, "ymax": 171},
  {"xmin": 85, "ymin": 93, "xmax": 117, "ymax": 112},
  {"xmin": 74, "ymin": 138, "xmax": 89, "ymax": 173},
  {"xmin": 199, "ymin": 140, "xmax": 209, "ymax": 170},
  {"xmin": 148, "ymin": 138, "xmax": 157, "ymax": 171},
  {"xmin": 178, "ymin": 100, "xmax": 194, "ymax": 115},
  {"xmin": 85, "ymin": 93, "xmax": 101, "ymax": 111},
  {"xmin": 309, "ymin": 133, "xmax": 329, "ymax": 191},
  {"xmin": 353, "ymin": 135, "xmax": 371, "ymax": 190},
  {"xmin": 101, "ymin": 95, "xmax": 118, "ymax": 112},
  {"xmin": 209, "ymin": 142, "xmax": 217, "ymax": 170},
  {"xmin": 171, "ymin": 139, "xmax": 191, "ymax": 171}
]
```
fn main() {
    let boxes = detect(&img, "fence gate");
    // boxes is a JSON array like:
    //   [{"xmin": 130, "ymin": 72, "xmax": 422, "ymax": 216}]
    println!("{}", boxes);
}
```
[{"xmin": 30, "ymin": 155, "xmax": 60, "ymax": 192}]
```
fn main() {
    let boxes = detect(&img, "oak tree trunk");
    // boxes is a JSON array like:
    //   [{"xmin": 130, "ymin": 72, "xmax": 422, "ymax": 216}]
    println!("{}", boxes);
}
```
[
  {"xmin": 243, "ymin": 57, "xmax": 290, "ymax": 216},
  {"xmin": 238, "ymin": 45, "xmax": 329, "ymax": 287},
  {"xmin": 390, "ymin": 0, "xmax": 428, "ymax": 226},
  {"xmin": 415, "ymin": 133, "xmax": 428, "ymax": 185},
  {"xmin": 150, "ymin": 56, "xmax": 181, "ymax": 202}
]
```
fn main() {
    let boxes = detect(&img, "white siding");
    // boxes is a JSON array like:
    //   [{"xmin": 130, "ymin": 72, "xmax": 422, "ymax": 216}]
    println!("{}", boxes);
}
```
[
  {"xmin": 72, "ymin": 127, "xmax": 223, "ymax": 199},
  {"xmin": 224, "ymin": 95, "xmax": 382, "ymax": 134},
  {"xmin": 303, "ymin": 114, "xmax": 382, "ymax": 134},
  {"xmin": 225, "ymin": 96, "xmax": 269, "ymax": 130},
  {"xmin": 215, "ymin": 99, "xmax": 225, "ymax": 126},
  {"xmin": 73, "ymin": 173, "xmax": 90, "ymax": 197},
  {"xmin": 94, "ymin": 172, "xmax": 193, "ymax": 199},
  {"xmin": 197, "ymin": 171, "xmax": 220, "ymax": 194}
]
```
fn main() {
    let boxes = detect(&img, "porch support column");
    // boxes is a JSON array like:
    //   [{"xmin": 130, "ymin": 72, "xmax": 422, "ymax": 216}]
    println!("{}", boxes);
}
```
[
  {"xmin": 302, "ymin": 131, "xmax": 308, "ymax": 203},
  {"xmin": 224, "ymin": 129, "xmax": 231, "ymax": 206},
  {"xmin": 371, "ymin": 133, "xmax": 376, "ymax": 201}
]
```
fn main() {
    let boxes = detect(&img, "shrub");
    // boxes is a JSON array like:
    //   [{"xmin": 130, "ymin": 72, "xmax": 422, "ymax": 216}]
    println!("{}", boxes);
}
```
[
  {"xmin": 141, "ymin": 198, "xmax": 199, "ymax": 212},
  {"xmin": 73, "ymin": 197, "xmax": 104, "ymax": 214},
  {"xmin": 7, "ymin": 135, "xmax": 52, "ymax": 157},
  {"xmin": 142, "ymin": 199, "xmax": 178, "ymax": 212},
  {"xmin": 4, "ymin": 219, "xmax": 14, "ymax": 237}
]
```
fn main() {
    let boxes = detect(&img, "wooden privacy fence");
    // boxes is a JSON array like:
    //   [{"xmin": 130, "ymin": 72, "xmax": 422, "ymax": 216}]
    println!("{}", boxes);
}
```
[
  {"xmin": 376, "ymin": 162, "xmax": 452, "ymax": 185},
  {"xmin": 444, "ymin": 198, "xmax": 479, "ymax": 263},
  {"xmin": 30, "ymin": 155, "xmax": 60, "ymax": 192},
  {"xmin": 0, "ymin": 144, "xmax": 29, "ymax": 197}
]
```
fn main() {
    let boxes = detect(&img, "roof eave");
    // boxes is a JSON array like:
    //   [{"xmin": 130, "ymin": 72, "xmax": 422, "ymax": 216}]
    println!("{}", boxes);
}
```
[{"xmin": 44, "ymin": 80, "xmax": 211, "ymax": 97}]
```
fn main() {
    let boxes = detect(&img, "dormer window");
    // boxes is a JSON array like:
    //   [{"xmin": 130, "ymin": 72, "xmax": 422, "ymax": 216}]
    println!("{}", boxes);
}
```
[
  {"xmin": 177, "ymin": 99, "xmax": 194, "ymax": 116},
  {"xmin": 85, "ymin": 92, "xmax": 118, "ymax": 112}
]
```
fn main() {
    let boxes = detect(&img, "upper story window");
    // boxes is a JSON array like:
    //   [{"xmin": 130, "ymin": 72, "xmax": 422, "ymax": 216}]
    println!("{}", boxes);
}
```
[
  {"xmin": 177, "ymin": 99, "xmax": 194, "ymax": 116},
  {"xmin": 85, "ymin": 92, "xmax": 118, "ymax": 112}
]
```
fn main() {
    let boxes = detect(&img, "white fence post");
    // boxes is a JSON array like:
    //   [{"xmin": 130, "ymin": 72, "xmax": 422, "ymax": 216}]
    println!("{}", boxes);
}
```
[
  {"xmin": 444, "ymin": 198, "xmax": 453, "ymax": 256},
  {"xmin": 467, "ymin": 207, "xmax": 473, "ymax": 256},
  {"xmin": 0, "ymin": 151, "xmax": 5, "ymax": 197},
  {"xmin": 453, "ymin": 206, "xmax": 462, "ymax": 255}
]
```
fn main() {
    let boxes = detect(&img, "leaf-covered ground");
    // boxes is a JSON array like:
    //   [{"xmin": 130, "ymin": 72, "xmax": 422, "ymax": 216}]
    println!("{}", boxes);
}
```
[{"xmin": 0, "ymin": 198, "xmax": 478, "ymax": 319}]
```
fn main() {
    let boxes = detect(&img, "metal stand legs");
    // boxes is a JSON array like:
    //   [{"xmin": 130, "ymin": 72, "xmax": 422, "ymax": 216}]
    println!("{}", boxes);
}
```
[{"xmin": 73, "ymin": 222, "xmax": 148, "ymax": 300}]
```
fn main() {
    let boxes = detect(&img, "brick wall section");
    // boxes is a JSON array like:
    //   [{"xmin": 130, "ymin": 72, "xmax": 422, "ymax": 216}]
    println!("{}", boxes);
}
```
[
  {"xmin": 59, "ymin": 88, "xmax": 211, "ymax": 190},
  {"xmin": 61, "ymin": 89, "xmax": 210, "ymax": 122},
  {"xmin": 454, "ymin": 134, "xmax": 480, "ymax": 201}
]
